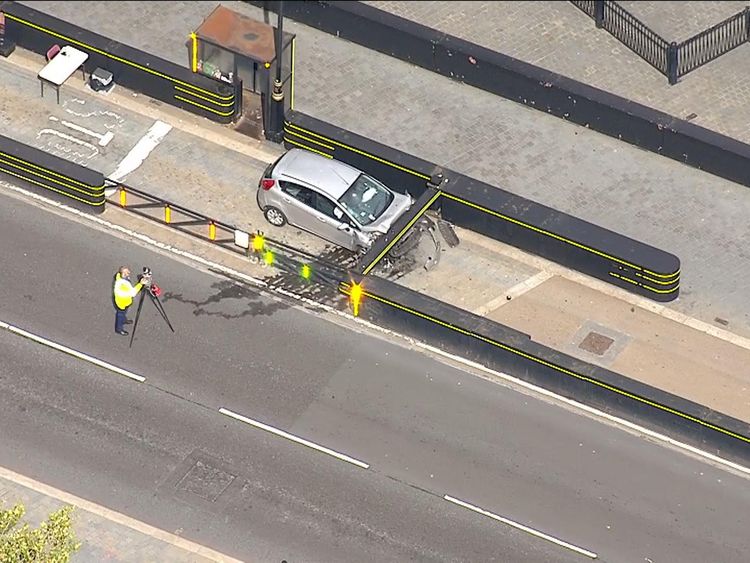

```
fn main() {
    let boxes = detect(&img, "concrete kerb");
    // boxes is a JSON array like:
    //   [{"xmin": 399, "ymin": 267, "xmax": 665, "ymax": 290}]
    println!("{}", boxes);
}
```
[{"xmin": 4, "ymin": 174, "xmax": 750, "ymax": 474}]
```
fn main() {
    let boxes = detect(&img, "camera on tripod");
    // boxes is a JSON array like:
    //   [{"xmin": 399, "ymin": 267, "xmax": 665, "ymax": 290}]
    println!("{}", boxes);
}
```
[
  {"xmin": 138, "ymin": 266, "xmax": 161, "ymax": 297},
  {"xmin": 129, "ymin": 266, "xmax": 173, "ymax": 347}
]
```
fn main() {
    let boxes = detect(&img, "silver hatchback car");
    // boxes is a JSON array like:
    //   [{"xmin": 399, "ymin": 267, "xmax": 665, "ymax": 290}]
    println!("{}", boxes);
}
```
[{"xmin": 257, "ymin": 149, "xmax": 413, "ymax": 252}]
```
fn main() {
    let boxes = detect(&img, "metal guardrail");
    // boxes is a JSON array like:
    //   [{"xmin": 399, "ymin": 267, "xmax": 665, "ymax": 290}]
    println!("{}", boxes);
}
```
[
  {"xmin": 105, "ymin": 179, "xmax": 351, "ymax": 289},
  {"xmin": 677, "ymin": 9, "xmax": 749, "ymax": 77},
  {"xmin": 571, "ymin": 1, "xmax": 750, "ymax": 84},
  {"xmin": 603, "ymin": 1, "xmax": 668, "ymax": 75}
]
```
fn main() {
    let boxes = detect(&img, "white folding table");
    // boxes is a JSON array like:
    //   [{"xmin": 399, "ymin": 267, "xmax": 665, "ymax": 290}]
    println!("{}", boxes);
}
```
[{"xmin": 38, "ymin": 45, "xmax": 89, "ymax": 104}]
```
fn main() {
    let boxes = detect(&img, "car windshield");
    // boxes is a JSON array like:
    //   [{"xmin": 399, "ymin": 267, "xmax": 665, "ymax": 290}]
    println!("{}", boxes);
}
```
[{"xmin": 338, "ymin": 174, "xmax": 394, "ymax": 225}]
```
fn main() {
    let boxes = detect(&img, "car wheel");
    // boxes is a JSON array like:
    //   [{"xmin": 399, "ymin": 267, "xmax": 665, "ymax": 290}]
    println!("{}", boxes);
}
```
[{"xmin": 264, "ymin": 206, "xmax": 287, "ymax": 227}]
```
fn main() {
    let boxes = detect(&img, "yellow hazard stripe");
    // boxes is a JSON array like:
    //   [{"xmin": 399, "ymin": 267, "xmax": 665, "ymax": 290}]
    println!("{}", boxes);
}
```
[
  {"xmin": 0, "ymin": 151, "xmax": 102, "ymax": 191},
  {"xmin": 173, "ymin": 96, "xmax": 235, "ymax": 117},
  {"xmin": 5, "ymin": 13, "xmax": 233, "ymax": 102},
  {"xmin": 0, "ymin": 165, "xmax": 105, "ymax": 206},
  {"xmin": 285, "ymin": 122, "xmax": 431, "ymax": 181},
  {"xmin": 0, "ymin": 155, "xmax": 104, "ymax": 196},
  {"xmin": 362, "ymin": 190, "xmax": 442, "ymax": 275},
  {"xmin": 340, "ymin": 282, "xmax": 749, "ymax": 445},
  {"xmin": 441, "ymin": 192, "xmax": 680, "ymax": 281}
]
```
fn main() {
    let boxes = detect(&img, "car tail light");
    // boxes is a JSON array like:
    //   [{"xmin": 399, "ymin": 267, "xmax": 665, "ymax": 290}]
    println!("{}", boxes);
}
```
[{"xmin": 261, "ymin": 178, "xmax": 275, "ymax": 190}]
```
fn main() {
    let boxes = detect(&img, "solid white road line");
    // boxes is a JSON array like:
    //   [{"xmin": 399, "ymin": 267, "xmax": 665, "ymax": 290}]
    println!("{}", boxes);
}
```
[
  {"xmin": 4, "ymin": 179, "xmax": 749, "ymax": 477},
  {"xmin": 443, "ymin": 495, "xmax": 598, "ymax": 559},
  {"xmin": 0, "ymin": 464, "xmax": 243, "ymax": 563},
  {"xmin": 219, "ymin": 407, "xmax": 370, "ymax": 469},
  {"xmin": 0, "ymin": 319, "xmax": 145, "ymax": 383}
]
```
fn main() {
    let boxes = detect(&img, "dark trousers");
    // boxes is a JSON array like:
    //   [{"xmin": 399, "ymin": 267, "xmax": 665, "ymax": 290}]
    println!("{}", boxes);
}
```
[{"xmin": 115, "ymin": 307, "xmax": 129, "ymax": 333}]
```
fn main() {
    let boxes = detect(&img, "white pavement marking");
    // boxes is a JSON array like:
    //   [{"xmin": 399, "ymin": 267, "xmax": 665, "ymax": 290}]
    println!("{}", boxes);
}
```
[
  {"xmin": 49, "ymin": 115, "xmax": 114, "ymax": 146},
  {"xmin": 473, "ymin": 270, "xmax": 553, "ymax": 316},
  {"xmin": 219, "ymin": 408, "xmax": 370, "ymax": 469},
  {"xmin": 443, "ymin": 495, "xmax": 598, "ymax": 559},
  {"xmin": 459, "ymin": 227, "xmax": 750, "ymax": 352},
  {"xmin": 0, "ymin": 464, "xmax": 243, "ymax": 563},
  {"xmin": 107, "ymin": 120, "xmax": 173, "ymax": 187},
  {"xmin": 36, "ymin": 129, "xmax": 99, "ymax": 158},
  {"xmin": 0, "ymin": 319, "xmax": 145, "ymax": 383},
  {"xmin": 3, "ymin": 179, "xmax": 749, "ymax": 477}
]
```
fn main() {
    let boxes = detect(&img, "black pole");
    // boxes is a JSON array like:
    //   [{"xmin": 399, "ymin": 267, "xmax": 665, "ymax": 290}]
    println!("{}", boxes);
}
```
[{"xmin": 267, "ymin": 1, "xmax": 285, "ymax": 143}]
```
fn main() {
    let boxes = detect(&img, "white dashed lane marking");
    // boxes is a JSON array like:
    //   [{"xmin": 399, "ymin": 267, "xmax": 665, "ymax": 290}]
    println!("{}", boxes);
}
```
[
  {"xmin": 444, "ymin": 494, "xmax": 598, "ymax": 559},
  {"xmin": 0, "ymin": 319, "xmax": 146, "ymax": 383},
  {"xmin": 220, "ymin": 407, "xmax": 370, "ymax": 469}
]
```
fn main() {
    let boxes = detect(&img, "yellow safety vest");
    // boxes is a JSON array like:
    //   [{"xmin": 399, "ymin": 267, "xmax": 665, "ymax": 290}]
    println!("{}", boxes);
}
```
[{"xmin": 113, "ymin": 273, "xmax": 143, "ymax": 310}]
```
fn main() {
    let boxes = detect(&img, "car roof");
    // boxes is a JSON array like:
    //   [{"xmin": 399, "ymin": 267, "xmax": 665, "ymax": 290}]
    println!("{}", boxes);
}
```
[{"xmin": 274, "ymin": 149, "xmax": 361, "ymax": 199}]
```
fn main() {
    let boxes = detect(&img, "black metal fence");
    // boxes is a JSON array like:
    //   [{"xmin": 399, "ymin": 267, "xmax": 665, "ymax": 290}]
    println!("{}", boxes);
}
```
[{"xmin": 571, "ymin": 0, "xmax": 750, "ymax": 84}]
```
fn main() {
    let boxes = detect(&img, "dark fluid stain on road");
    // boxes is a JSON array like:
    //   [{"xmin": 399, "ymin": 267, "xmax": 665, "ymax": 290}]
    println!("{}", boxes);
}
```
[{"xmin": 163, "ymin": 280, "xmax": 289, "ymax": 319}]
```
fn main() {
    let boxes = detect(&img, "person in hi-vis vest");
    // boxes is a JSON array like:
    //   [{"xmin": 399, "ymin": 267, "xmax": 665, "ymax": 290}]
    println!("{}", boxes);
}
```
[{"xmin": 113, "ymin": 266, "xmax": 144, "ymax": 335}]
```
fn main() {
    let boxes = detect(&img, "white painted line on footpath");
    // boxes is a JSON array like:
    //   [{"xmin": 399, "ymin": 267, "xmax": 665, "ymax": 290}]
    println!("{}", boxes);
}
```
[
  {"xmin": 108, "ymin": 120, "xmax": 173, "ymax": 186},
  {"xmin": 0, "ymin": 464, "xmax": 243, "ymax": 563},
  {"xmin": 473, "ymin": 270, "xmax": 553, "ymax": 316},
  {"xmin": 0, "ymin": 319, "xmax": 145, "ymax": 383},
  {"xmin": 443, "ymin": 494, "xmax": 598, "ymax": 559},
  {"xmin": 4, "ymin": 179, "xmax": 749, "ymax": 478},
  {"xmin": 458, "ymin": 226, "xmax": 750, "ymax": 352},
  {"xmin": 219, "ymin": 408, "xmax": 370, "ymax": 469}
]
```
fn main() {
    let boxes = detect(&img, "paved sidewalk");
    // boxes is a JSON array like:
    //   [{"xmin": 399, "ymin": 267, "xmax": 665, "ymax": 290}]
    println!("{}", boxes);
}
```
[
  {"xmin": 19, "ymin": 0, "xmax": 750, "ymax": 343},
  {"xmin": 0, "ymin": 466, "xmax": 239, "ymax": 562},
  {"xmin": 368, "ymin": 1, "xmax": 750, "ymax": 143}
]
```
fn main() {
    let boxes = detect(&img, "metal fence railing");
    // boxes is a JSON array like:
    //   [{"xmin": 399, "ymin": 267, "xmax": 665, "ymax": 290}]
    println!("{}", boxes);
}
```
[
  {"xmin": 677, "ymin": 9, "xmax": 749, "ymax": 77},
  {"xmin": 570, "ymin": 1, "xmax": 750, "ymax": 84},
  {"xmin": 602, "ymin": 1, "xmax": 668, "ymax": 75},
  {"xmin": 105, "ymin": 180, "xmax": 350, "ymax": 288}
]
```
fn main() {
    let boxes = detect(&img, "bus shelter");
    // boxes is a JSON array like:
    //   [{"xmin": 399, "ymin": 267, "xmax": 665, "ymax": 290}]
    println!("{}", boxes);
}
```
[{"xmin": 189, "ymin": 5, "xmax": 295, "ymax": 138}]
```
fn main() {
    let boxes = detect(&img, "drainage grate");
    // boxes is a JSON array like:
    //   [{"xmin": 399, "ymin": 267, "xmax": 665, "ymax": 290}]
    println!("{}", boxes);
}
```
[
  {"xmin": 175, "ymin": 460, "xmax": 236, "ymax": 502},
  {"xmin": 578, "ymin": 331, "xmax": 615, "ymax": 356}
]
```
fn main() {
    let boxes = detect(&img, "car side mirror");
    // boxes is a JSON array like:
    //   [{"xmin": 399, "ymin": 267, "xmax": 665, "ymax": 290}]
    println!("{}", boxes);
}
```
[{"xmin": 337, "ymin": 223, "xmax": 351, "ymax": 232}]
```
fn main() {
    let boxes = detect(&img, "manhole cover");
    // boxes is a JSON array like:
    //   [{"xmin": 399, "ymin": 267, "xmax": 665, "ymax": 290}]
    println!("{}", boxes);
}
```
[
  {"xmin": 176, "ymin": 460, "xmax": 235, "ymax": 502},
  {"xmin": 578, "ymin": 331, "xmax": 614, "ymax": 356}
]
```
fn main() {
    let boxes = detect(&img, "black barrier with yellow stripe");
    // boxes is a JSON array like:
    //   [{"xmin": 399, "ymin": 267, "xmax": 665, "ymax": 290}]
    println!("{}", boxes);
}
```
[
  {"xmin": 284, "ymin": 111, "xmax": 681, "ymax": 302},
  {"xmin": 0, "ymin": 134, "xmax": 105, "ymax": 212},
  {"xmin": 1, "ymin": 2, "xmax": 238, "ymax": 123},
  {"xmin": 340, "ymin": 276, "xmax": 750, "ymax": 465}
]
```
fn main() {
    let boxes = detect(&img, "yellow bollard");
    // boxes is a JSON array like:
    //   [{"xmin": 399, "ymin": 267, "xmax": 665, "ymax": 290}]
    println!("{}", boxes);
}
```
[
  {"xmin": 119, "ymin": 186, "xmax": 126, "ymax": 207},
  {"xmin": 209, "ymin": 221, "xmax": 216, "ymax": 241},
  {"xmin": 164, "ymin": 205, "xmax": 171, "ymax": 224}
]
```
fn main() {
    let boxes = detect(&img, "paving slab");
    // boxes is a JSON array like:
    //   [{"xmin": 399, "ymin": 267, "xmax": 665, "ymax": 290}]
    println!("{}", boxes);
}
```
[
  {"xmin": 486, "ymin": 275, "xmax": 750, "ymax": 423},
  {"xmin": 0, "ymin": 467, "xmax": 237, "ymax": 562}
]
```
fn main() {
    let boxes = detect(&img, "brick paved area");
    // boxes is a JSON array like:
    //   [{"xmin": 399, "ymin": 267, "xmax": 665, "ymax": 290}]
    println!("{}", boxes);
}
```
[
  {"xmin": 368, "ymin": 1, "xmax": 750, "ymax": 141},
  {"xmin": 13, "ymin": 1, "xmax": 750, "ymax": 340}
]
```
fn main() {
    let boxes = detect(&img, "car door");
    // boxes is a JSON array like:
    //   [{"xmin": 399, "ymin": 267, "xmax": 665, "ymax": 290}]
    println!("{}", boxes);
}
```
[
  {"xmin": 310, "ymin": 191, "xmax": 358, "ymax": 250},
  {"xmin": 278, "ymin": 181, "xmax": 319, "ymax": 229}
]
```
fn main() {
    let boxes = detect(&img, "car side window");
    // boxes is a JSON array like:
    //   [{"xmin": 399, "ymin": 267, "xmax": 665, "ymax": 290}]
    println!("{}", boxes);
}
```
[
  {"xmin": 314, "ymin": 194, "xmax": 343, "ymax": 221},
  {"xmin": 280, "ymin": 181, "xmax": 315, "ymax": 208}
]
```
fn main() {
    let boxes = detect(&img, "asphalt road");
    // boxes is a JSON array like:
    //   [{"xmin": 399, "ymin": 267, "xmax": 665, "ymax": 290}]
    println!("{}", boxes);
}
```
[{"xmin": 1, "ymin": 187, "xmax": 750, "ymax": 562}]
